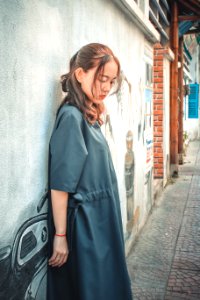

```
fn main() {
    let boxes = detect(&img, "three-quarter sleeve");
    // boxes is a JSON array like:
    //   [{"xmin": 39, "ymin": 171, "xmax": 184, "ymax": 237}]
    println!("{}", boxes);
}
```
[{"xmin": 49, "ymin": 109, "xmax": 88, "ymax": 193}]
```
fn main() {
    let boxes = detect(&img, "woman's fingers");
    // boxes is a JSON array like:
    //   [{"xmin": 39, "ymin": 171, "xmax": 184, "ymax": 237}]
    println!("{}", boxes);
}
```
[
  {"xmin": 49, "ymin": 252, "xmax": 68, "ymax": 267},
  {"xmin": 48, "ymin": 252, "xmax": 58, "ymax": 264},
  {"xmin": 57, "ymin": 254, "xmax": 68, "ymax": 267},
  {"xmin": 49, "ymin": 254, "xmax": 60, "ymax": 266},
  {"xmin": 49, "ymin": 255, "xmax": 67, "ymax": 267},
  {"xmin": 49, "ymin": 236, "xmax": 69, "ymax": 267}
]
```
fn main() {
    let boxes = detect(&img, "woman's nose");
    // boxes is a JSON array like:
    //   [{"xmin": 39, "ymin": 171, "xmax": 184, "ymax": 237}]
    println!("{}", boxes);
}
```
[{"xmin": 102, "ymin": 82, "xmax": 111, "ymax": 93}]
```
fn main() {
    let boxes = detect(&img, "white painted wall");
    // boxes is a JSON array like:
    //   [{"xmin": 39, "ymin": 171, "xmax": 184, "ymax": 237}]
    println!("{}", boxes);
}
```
[{"xmin": 0, "ymin": 0, "xmax": 154, "ymax": 298}]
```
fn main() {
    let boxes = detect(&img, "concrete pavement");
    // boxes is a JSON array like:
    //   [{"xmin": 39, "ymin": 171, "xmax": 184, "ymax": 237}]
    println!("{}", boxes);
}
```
[{"xmin": 127, "ymin": 140, "xmax": 200, "ymax": 300}]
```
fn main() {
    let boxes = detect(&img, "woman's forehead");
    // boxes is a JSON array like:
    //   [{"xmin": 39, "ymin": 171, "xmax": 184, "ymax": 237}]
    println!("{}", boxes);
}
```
[{"xmin": 101, "ymin": 60, "xmax": 118, "ymax": 78}]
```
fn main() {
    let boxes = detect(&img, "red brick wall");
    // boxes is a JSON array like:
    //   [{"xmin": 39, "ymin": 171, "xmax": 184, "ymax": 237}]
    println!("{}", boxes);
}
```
[{"xmin": 153, "ymin": 43, "xmax": 164, "ymax": 178}]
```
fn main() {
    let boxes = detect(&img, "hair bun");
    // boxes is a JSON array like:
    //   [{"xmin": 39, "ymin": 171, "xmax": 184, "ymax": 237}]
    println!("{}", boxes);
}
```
[{"xmin": 60, "ymin": 73, "xmax": 69, "ymax": 92}]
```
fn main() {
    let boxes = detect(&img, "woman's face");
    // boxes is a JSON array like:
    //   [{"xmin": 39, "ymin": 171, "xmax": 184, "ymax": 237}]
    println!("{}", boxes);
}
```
[{"xmin": 80, "ymin": 59, "xmax": 118, "ymax": 104}]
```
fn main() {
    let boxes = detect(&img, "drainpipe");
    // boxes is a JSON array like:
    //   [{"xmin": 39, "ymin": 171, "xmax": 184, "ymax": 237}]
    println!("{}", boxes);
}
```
[
  {"xmin": 178, "ymin": 37, "xmax": 184, "ymax": 164},
  {"xmin": 170, "ymin": 0, "xmax": 179, "ymax": 176}
]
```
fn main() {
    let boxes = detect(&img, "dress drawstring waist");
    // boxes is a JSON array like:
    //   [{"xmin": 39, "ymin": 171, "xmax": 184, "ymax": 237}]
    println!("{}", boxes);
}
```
[{"xmin": 67, "ymin": 190, "xmax": 112, "ymax": 251}]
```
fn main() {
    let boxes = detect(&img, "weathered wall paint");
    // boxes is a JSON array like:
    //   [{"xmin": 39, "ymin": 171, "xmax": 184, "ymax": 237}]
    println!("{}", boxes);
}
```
[{"xmin": 0, "ymin": 0, "xmax": 154, "ymax": 298}]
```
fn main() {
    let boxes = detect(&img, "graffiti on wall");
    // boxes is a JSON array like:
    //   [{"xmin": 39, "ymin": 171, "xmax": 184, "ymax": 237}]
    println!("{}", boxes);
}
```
[
  {"xmin": 0, "ymin": 191, "xmax": 48, "ymax": 300},
  {"xmin": 103, "ymin": 73, "xmax": 135, "ymax": 239},
  {"xmin": 124, "ymin": 130, "xmax": 135, "ymax": 236},
  {"xmin": 144, "ymin": 88, "xmax": 153, "ymax": 176},
  {"xmin": 144, "ymin": 74, "xmax": 153, "ymax": 212}
]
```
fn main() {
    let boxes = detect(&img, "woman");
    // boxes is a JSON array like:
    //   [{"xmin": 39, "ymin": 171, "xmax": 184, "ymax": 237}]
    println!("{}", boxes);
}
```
[{"xmin": 47, "ymin": 43, "xmax": 133, "ymax": 300}]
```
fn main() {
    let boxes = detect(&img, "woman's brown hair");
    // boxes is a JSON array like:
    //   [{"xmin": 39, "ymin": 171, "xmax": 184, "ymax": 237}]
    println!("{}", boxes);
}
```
[{"xmin": 59, "ymin": 43, "xmax": 121, "ymax": 125}]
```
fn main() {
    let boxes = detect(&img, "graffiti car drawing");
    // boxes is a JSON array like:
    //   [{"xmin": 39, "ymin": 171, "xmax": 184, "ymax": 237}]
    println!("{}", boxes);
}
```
[{"xmin": 0, "ymin": 191, "xmax": 48, "ymax": 300}]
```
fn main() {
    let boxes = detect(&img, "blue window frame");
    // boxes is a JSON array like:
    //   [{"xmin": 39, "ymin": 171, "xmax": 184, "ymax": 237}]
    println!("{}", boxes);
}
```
[{"xmin": 188, "ymin": 84, "xmax": 199, "ymax": 119}]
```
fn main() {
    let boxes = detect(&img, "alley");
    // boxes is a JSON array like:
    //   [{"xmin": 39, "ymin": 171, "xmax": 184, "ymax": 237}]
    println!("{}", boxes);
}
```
[{"xmin": 127, "ymin": 140, "xmax": 200, "ymax": 300}]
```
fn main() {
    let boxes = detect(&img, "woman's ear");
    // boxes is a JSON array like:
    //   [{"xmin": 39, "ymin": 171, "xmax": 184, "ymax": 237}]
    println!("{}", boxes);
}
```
[{"xmin": 74, "ymin": 67, "xmax": 85, "ymax": 83}]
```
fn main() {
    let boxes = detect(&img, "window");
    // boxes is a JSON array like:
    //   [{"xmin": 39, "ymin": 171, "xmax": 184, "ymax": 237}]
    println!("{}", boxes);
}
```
[
  {"xmin": 145, "ymin": 63, "xmax": 153, "ymax": 88},
  {"xmin": 188, "ymin": 84, "xmax": 199, "ymax": 119}
]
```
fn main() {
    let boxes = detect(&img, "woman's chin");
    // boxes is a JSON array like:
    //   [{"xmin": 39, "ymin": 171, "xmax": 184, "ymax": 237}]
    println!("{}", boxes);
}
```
[{"xmin": 95, "ymin": 100, "xmax": 104, "ymax": 105}]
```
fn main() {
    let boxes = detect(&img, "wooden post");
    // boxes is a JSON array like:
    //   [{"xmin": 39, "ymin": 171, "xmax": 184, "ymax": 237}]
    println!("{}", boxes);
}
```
[
  {"xmin": 178, "ymin": 37, "xmax": 184, "ymax": 164},
  {"xmin": 170, "ymin": 1, "xmax": 179, "ymax": 176}
]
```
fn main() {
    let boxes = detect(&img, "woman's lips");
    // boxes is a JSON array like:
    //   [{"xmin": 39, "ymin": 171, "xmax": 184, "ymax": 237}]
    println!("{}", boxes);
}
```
[{"xmin": 99, "ymin": 95, "xmax": 106, "ymax": 100}]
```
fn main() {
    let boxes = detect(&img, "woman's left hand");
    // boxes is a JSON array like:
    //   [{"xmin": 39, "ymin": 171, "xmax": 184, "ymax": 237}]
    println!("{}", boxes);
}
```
[{"xmin": 48, "ymin": 235, "xmax": 69, "ymax": 267}]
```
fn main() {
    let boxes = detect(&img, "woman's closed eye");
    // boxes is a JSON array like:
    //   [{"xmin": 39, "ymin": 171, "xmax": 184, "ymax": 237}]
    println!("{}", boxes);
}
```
[
  {"xmin": 98, "ymin": 75, "xmax": 116, "ymax": 85},
  {"xmin": 98, "ymin": 75, "xmax": 108, "ymax": 83}
]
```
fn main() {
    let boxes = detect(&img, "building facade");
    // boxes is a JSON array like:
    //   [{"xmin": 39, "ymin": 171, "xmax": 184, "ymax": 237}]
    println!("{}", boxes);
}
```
[
  {"xmin": 0, "ymin": 0, "xmax": 160, "ymax": 299},
  {"xmin": 1, "ymin": 0, "xmax": 199, "ymax": 299}
]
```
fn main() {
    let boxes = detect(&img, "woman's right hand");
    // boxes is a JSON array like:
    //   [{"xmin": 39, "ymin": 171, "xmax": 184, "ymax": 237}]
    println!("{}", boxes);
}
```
[{"xmin": 48, "ymin": 235, "xmax": 69, "ymax": 267}]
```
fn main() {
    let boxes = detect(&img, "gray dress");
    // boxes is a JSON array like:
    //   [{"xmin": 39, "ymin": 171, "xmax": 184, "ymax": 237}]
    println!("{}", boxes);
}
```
[{"xmin": 47, "ymin": 103, "xmax": 133, "ymax": 300}]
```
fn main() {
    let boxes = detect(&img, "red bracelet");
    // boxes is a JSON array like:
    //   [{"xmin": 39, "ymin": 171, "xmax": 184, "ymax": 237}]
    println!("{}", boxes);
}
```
[{"xmin": 55, "ymin": 233, "xmax": 66, "ymax": 237}]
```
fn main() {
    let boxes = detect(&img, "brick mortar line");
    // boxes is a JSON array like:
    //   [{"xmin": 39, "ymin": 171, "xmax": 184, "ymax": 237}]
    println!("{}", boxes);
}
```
[
  {"xmin": 163, "ymin": 142, "xmax": 200, "ymax": 299},
  {"xmin": 169, "ymin": 267, "xmax": 200, "ymax": 272}
]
